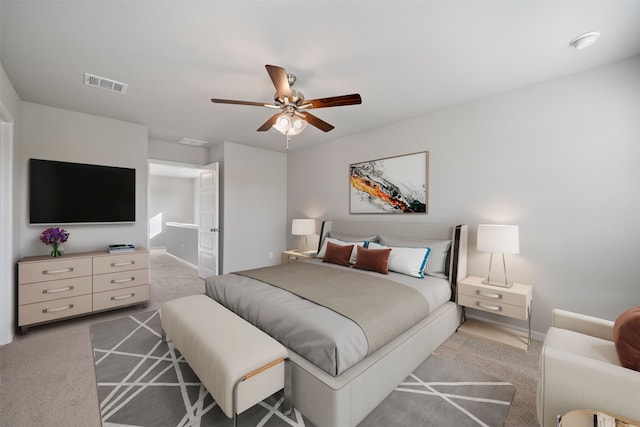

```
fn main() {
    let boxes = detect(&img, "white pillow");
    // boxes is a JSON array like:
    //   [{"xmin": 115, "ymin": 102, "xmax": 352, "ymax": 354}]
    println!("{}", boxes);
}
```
[
  {"xmin": 317, "ymin": 237, "xmax": 365, "ymax": 264},
  {"xmin": 368, "ymin": 242, "xmax": 431, "ymax": 278},
  {"xmin": 378, "ymin": 235, "xmax": 451, "ymax": 278}
]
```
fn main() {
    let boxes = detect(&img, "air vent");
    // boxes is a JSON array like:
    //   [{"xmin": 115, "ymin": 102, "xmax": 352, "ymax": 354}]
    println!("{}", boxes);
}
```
[
  {"xmin": 178, "ymin": 138, "xmax": 208, "ymax": 147},
  {"xmin": 84, "ymin": 73, "xmax": 128, "ymax": 94}
]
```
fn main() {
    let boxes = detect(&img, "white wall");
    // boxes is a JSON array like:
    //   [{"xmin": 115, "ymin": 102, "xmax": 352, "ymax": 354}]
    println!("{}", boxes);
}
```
[
  {"xmin": 18, "ymin": 102, "xmax": 149, "ymax": 256},
  {"xmin": 0, "ymin": 62, "xmax": 21, "ymax": 345},
  {"xmin": 288, "ymin": 56, "xmax": 640, "ymax": 335},
  {"xmin": 210, "ymin": 142, "xmax": 287, "ymax": 273},
  {"xmin": 148, "ymin": 138, "xmax": 209, "ymax": 165},
  {"xmin": 148, "ymin": 175, "xmax": 196, "ymax": 248}
]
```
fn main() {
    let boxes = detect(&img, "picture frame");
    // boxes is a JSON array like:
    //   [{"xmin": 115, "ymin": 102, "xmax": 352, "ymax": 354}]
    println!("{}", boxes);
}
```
[{"xmin": 349, "ymin": 151, "xmax": 428, "ymax": 214}]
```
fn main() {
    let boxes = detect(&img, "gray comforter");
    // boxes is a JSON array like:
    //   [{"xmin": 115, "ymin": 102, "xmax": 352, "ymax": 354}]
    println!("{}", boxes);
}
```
[{"xmin": 205, "ymin": 261, "xmax": 450, "ymax": 376}]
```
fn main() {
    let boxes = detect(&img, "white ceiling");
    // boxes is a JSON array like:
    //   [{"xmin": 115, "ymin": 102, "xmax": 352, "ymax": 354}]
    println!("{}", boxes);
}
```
[{"xmin": 2, "ymin": 1, "xmax": 640, "ymax": 152}]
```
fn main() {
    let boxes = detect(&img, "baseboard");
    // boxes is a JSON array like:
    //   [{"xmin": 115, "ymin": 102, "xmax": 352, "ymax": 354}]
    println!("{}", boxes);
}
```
[{"xmin": 163, "ymin": 251, "xmax": 198, "ymax": 270}]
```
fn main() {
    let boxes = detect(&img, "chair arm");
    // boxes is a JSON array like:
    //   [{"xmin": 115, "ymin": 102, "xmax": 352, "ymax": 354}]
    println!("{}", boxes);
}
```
[
  {"xmin": 538, "ymin": 346, "xmax": 640, "ymax": 427},
  {"xmin": 552, "ymin": 309, "xmax": 614, "ymax": 341}
]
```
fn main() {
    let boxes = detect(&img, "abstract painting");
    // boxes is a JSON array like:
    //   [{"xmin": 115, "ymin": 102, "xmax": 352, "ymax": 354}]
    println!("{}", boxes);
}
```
[{"xmin": 350, "ymin": 151, "xmax": 428, "ymax": 214}]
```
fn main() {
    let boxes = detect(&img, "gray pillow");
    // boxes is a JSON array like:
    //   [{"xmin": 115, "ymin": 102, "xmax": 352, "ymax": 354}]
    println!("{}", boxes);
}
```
[
  {"xmin": 328, "ymin": 232, "xmax": 378, "ymax": 243},
  {"xmin": 378, "ymin": 235, "xmax": 451, "ymax": 279}
]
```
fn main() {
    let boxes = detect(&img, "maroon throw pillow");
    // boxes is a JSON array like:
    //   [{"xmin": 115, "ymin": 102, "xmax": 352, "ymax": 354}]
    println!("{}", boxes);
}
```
[
  {"xmin": 353, "ymin": 245, "xmax": 391, "ymax": 274},
  {"xmin": 322, "ymin": 241, "xmax": 354, "ymax": 267},
  {"xmin": 613, "ymin": 305, "xmax": 640, "ymax": 371}
]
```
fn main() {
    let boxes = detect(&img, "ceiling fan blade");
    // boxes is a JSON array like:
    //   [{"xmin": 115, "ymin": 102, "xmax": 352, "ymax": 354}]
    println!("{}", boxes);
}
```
[
  {"xmin": 303, "ymin": 94, "xmax": 362, "ymax": 109},
  {"xmin": 257, "ymin": 113, "xmax": 280, "ymax": 131},
  {"xmin": 303, "ymin": 112, "xmax": 335, "ymax": 132},
  {"xmin": 211, "ymin": 98, "xmax": 268, "ymax": 107},
  {"xmin": 265, "ymin": 65, "xmax": 291, "ymax": 101}
]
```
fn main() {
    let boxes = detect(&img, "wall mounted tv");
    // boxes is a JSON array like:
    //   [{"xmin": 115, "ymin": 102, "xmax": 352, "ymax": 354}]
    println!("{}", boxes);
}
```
[{"xmin": 29, "ymin": 158, "xmax": 136, "ymax": 224}]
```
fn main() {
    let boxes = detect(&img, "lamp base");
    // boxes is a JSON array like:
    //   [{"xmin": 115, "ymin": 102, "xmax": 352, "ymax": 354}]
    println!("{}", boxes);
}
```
[{"xmin": 481, "ymin": 279, "xmax": 514, "ymax": 288}]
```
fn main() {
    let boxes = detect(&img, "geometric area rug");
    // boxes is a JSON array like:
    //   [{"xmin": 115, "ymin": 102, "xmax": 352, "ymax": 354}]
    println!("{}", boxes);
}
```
[{"xmin": 91, "ymin": 310, "xmax": 515, "ymax": 427}]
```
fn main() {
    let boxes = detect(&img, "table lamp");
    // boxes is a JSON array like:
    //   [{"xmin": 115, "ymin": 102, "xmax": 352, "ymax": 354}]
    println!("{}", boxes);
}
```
[
  {"xmin": 476, "ymin": 224, "xmax": 519, "ymax": 288},
  {"xmin": 291, "ymin": 219, "xmax": 315, "ymax": 251}
]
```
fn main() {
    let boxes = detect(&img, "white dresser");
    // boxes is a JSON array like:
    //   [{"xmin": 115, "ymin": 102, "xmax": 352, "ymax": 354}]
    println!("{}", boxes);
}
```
[{"xmin": 18, "ymin": 248, "xmax": 149, "ymax": 333}]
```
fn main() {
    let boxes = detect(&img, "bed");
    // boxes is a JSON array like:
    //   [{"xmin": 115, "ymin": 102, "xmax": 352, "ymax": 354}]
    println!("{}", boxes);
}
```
[{"xmin": 205, "ymin": 220, "xmax": 468, "ymax": 427}]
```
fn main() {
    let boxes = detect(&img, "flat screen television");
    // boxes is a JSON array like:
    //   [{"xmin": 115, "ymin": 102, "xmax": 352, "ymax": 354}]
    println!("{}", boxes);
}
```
[{"xmin": 29, "ymin": 158, "xmax": 136, "ymax": 224}]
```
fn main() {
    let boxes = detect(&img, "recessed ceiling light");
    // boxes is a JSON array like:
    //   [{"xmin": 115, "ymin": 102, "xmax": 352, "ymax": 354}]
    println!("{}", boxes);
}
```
[
  {"xmin": 178, "ymin": 138, "xmax": 208, "ymax": 147},
  {"xmin": 570, "ymin": 32, "xmax": 600, "ymax": 50}
]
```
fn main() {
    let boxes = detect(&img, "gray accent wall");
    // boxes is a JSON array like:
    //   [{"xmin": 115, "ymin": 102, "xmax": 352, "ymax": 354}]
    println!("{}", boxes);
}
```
[
  {"xmin": 18, "ymin": 102, "xmax": 149, "ymax": 255},
  {"xmin": 287, "ymin": 56, "xmax": 640, "ymax": 336}
]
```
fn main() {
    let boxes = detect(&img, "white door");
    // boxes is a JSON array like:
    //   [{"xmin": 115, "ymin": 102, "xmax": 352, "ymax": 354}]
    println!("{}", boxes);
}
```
[{"xmin": 197, "ymin": 163, "xmax": 219, "ymax": 279}]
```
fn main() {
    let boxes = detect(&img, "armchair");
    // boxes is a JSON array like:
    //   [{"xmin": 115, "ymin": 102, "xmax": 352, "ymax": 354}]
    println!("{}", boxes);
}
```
[{"xmin": 537, "ymin": 309, "xmax": 640, "ymax": 427}]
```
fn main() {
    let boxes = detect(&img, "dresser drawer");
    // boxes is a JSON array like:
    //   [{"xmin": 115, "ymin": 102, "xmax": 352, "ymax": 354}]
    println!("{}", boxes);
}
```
[
  {"xmin": 458, "ymin": 294, "xmax": 529, "ymax": 320},
  {"xmin": 93, "ymin": 268, "xmax": 149, "ymax": 293},
  {"xmin": 18, "ymin": 294, "xmax": 93, "ymax": 326},
  {"xmin": 93, "ymin": 252, "xmax": 149, "ymax": 275},
  {"xmin": 19, "ymin": 276, "xmax": 92, "ymax": 305},
  {"xmin": 93, "ymin": 284, "xmax": 149, "ymax": 311},
  {"xmin": 18, "ymin": 257, "xmax": 92, "ymax": 284}
]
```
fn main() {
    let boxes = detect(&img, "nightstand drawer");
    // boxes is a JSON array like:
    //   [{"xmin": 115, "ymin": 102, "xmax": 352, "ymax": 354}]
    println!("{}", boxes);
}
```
[
  {"xmin": 458, "ymin": 281, "xmax": 529, "ymax": 307},
  {"xmin": 282, "ymin": 253, "xmax": 305, "ymax": 263},
  {"xmin": 281, "ymin": 250, "xmax": 315, "ymax": 264},
  {"xmin": 458, "ymin": 294, "xmax": 529, "ymax": 320}
]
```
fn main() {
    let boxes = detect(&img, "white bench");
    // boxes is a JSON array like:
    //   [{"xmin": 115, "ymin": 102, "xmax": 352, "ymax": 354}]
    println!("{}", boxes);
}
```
[{"xmin": 160, "ymin": 294, "xmax": 291, "ymax": 426}]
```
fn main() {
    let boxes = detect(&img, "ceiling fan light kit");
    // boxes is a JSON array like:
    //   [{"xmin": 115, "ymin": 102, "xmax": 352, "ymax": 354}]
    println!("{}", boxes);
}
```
[
  {"xmin": 273, "ymin": 113, "xmax": 307, "ymax": 136},
  {"xmin": 211, "ymin": 64, "xmax": 362, "ymax": 149}
]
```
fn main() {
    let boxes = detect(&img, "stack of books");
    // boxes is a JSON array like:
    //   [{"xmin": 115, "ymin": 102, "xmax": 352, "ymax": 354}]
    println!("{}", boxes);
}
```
[{"xmin": 108, "ymin": 244, "xmax": 135, "ymax": 254}]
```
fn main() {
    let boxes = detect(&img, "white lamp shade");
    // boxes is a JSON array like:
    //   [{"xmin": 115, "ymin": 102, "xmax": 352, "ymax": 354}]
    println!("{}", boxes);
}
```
[
  {"xmin": 291, "ymin": 219, "xmax": 315, "ymax": 236},
  {"xmin": 477, "ymin": 224, "xmax": 519, "ymax": 254}
]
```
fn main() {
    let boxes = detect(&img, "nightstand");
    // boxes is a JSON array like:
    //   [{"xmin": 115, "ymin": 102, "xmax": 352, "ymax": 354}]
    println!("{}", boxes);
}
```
[
  {"xmin": 457, "ymin": 275, "xmax": 532, "ymax": 352},
  {"xmin": 281, "ymin": 250, "xmax": 316, "ymax": 264}
]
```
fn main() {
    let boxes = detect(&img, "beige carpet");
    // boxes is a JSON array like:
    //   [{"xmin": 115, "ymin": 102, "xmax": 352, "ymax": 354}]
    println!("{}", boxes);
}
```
[{"xmin": 0, "ymin": 249, "xmax": 540, "ymax": 426}]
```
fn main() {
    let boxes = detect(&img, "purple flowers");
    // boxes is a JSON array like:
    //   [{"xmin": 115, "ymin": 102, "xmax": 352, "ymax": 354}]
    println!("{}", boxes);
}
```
[{"xmin": 40, "ymin": 227, "xmax": 70, "ymax": 246}]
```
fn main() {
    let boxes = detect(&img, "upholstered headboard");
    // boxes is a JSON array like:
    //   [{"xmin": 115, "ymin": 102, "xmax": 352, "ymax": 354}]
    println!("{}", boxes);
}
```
[{"xmin": 317, "ymin": 220, "xmax": 468, "ymax": 301}]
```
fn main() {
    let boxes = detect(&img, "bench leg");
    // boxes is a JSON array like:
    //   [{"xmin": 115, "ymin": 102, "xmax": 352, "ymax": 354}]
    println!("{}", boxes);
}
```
[
  {"xmin": 283, "ymin": 358, "xmax": 292, "ymax": 417},
  {"xmin": 161, "ymin": 328, "xmax": 167, "ymax": 343},
  {"xmin": 232, "ymin": 358, "xmax": 293, "ymax": 425}
]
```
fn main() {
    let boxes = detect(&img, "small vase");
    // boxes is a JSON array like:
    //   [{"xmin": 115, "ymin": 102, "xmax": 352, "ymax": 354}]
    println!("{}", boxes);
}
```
[{"xmin": 50, "ymin": 243, "xmax": 62, "ymax": 257}]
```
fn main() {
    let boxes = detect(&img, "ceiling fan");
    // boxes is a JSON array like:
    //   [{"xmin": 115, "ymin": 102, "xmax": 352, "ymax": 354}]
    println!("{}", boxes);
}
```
[{"xmin": 211, "ymin": 64, "xmax": 362, "ymax": 148}]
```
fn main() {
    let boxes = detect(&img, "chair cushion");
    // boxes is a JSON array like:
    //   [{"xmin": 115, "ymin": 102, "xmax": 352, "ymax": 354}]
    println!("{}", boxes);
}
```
[
  {"xmin": 544, "ymin": 327, "xmax": 619, "ymax": 366},
  {"xmin": 613, "ymin": 305, "xmax": 640, "ymax": 371}
]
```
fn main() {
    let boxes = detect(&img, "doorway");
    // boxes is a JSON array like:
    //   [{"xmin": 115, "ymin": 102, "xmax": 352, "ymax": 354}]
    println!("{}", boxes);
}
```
[{"xmin": 147, "ymin": 160, "xmax": 219, "ymax": 276}]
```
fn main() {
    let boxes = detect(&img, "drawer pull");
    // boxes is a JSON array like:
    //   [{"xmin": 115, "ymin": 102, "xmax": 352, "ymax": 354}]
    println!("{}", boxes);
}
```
[
  {"xmin": 111, "ymin": 277, "xmax": 135, "ymax": 284},
  {"xmin": 42, "ymin": 267, "xmax": 74, "ymax": 275},
  {"xmin": 476, "ymin": 301, "xmax": 502, "ymax": 312},
  {"xmin": 476, "ymin": 290, "xmax": 503, "ymax": 300},
  {"xmin": 43, "ymin": 285, "xmax": 74, "ymax": 294},
  {"xmin": 111, "ymin": 261, "xmax": 135, "ymax": 267},
  {"xmin": 42, "ymin": 304, "xmax": 74, "ymax": 313},
  {"xmin": 111, "ymin": 293, "xmax": 135, "ymax": 301}
]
